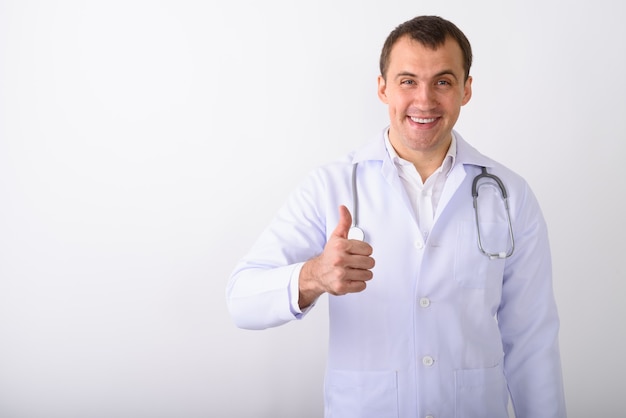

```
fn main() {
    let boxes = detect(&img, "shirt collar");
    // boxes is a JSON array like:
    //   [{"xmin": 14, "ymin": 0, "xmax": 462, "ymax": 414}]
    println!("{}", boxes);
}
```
[{"xmin": 384, "ymin": 129, "xmax": 457, "ymax": 177}]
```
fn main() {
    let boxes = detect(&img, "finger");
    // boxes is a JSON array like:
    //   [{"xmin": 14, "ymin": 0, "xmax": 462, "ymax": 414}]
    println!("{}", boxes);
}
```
[
  {"xmin": 348, "ymin": 241, "xmax": 374, "ymax": 257},
  {"xmin": 331, "ymin": 205, "xmax": 353, "ymax": 239},
  {"xmin": 348, "ymin": 253, "xmax": 376, "ymax": 269},
  {"xmin": 330, "ymin": 269, "xmax": 373, "ymax": 295},
  {"xmin": 344, "ymin": 267, "xmax": 374, "ymax": 282}
]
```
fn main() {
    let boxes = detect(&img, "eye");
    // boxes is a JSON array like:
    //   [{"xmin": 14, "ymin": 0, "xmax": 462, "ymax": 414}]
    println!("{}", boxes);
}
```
[
  {"xmin": 401, "ymin": 79, "xmax": 416, "ymax": 85},
  {"xmin": 436, "ymin": 80, "xmax": 451, "ymax": 86}
]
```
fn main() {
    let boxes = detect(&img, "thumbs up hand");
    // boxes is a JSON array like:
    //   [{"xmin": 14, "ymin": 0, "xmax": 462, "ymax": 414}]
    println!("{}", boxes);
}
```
[{"xmin": 298, "ymin": 205, "xmax": 375, "ymax": 309}]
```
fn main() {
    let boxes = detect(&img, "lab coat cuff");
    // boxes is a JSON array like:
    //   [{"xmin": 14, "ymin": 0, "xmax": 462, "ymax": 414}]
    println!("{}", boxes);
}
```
[{"xmin": 289, "ymin": 262, "xmax": 316, "ymax": 318}]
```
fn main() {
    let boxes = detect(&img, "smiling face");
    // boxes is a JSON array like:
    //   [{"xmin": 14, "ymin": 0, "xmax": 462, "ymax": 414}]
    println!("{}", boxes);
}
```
[{"xmin": 378, "ymin": 35, "xmax": 472, "ymax": 166}]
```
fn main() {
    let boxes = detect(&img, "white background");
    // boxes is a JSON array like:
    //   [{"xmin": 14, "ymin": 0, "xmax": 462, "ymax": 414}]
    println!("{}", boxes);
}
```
[{"xmin": 1, "ymin": 1, "xmax": 624, "ymax": 417}]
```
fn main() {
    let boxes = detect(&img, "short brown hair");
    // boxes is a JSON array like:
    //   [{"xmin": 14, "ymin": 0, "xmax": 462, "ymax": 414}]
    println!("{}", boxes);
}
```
[{"xmin": 379, "ymin": 15, "xmax": 473, "ymax": 81}]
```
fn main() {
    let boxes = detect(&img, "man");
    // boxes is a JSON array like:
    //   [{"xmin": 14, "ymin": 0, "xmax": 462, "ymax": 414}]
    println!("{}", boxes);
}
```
[{"xmin": 227, "ymin": 15, "xmax": 566, "ymax": 417}]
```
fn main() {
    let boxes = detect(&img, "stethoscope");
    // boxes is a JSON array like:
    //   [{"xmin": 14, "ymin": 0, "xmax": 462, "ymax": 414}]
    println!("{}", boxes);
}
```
[
  {"xmin": 471, "ymin": 166, "xmax": 515, "ymax": 259},
  {"xmin": 347, "ymin": 163, "xmax": 365, "ymax": 241},
  {"xmin": 347, "ymin": 163, "xmax": 515, "ymax": 259}
]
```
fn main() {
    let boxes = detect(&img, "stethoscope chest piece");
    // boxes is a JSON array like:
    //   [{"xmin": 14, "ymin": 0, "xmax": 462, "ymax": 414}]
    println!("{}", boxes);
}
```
[{"xmin": 348, "ymin": 226, "xmax": 365, "ymax": 241}]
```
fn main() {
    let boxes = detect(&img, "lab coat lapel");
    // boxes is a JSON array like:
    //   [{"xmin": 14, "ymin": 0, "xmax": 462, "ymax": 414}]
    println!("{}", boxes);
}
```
[
  {"xmin": 380, "ymin": 154, "xmax": 418, "ymax": 226},
  {"xmin": 433, "ymin": 132, "xmax": 494, "ymax": 225},
  {"xmin": 434, "ymin": 163, "xmax": 467, "ymax": 225},
  {"xmin": 353, "ymin": 132, "xmax": 418, "ymax": 227}
]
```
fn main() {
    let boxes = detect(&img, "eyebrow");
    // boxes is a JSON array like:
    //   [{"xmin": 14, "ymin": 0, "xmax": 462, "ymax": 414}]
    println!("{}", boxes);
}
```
[{"xmin": 394, "ymin": 70, "xmax": 459, "ymax": 81}]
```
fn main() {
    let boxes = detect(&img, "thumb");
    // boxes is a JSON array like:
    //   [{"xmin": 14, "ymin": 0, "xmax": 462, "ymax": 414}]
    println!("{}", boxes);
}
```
[{"xmin": 331, "ymin": 205, "xmax": 353, "ymax": 239}]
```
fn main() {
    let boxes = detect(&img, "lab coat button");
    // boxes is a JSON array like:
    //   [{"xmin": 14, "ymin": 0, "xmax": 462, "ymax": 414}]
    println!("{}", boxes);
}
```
[
  {"xmin": 425, "ymin": 415, "xmax": 434, "ymax": 418},
  {"xmin": 422, "ymin": 356, "xmax": 434, "ymax": 366},
  {"xmin": 415, "ymin": 240, "xmax": 424, "ymax": 250},
  {"xmin": 419, "ymin": 297, "xmax": 430, "ymax": 308}
]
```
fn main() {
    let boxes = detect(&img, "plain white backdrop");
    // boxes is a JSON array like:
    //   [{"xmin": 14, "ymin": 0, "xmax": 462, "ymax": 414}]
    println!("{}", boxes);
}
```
[{"xmin": 1, "ymin": 1, "xmax": 624, "ymax": 417}]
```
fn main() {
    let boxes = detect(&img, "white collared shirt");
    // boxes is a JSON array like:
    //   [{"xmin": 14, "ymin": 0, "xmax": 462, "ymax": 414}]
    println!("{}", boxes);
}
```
[{"xmin": 384, "ymin": 131, "xmax": 456, "ymax": 240}]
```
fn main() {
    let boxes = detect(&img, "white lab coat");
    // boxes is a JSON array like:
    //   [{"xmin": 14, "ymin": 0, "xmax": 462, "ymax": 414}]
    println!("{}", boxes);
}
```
[{"xmin": 227, "ymin": 130, "xmax": 566, "ymax": 418}]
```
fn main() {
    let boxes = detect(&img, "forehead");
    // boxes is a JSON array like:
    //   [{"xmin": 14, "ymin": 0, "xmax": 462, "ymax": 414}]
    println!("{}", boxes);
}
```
[{"xmin": 388, "ymin": 35, "xmax": 465, "ymax": 77}]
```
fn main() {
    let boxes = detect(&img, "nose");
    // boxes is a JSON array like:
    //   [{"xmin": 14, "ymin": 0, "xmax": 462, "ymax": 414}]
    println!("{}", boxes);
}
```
[{"xmin": 413, "ymin": 84, "xmax": 438, "ymax": 110}]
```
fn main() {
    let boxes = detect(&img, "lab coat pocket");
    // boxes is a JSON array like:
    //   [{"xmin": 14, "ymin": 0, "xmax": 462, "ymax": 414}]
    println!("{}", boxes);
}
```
[
  {"xmin": 454, "ymin": 364, "xmax": 509, "ymax": 418},
  {"xmin": 325, "ymin": 369, "xmax": 399, "ymax": 418},
  {"xmin": 454, "ymin": 220, "xmax": 506, "ymax": 288}
]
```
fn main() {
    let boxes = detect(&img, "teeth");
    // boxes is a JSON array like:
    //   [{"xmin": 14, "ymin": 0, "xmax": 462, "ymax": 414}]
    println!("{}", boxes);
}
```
[{"xmin": 411, "ymin": 117, "xmax": 436, "ymax": 123}]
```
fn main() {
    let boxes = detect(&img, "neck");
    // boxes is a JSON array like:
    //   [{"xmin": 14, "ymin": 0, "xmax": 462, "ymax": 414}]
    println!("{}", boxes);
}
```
[
  {"xmin": 413, "ymin": 155, "xmax": 445, "ymax": 182},
  {"xmin": 389, "ymin": 139, "xmax": 450, "ymax": 182}
]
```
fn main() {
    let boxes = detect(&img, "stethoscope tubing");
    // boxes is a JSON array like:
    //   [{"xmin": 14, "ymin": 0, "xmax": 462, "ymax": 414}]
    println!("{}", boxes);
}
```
[
  {"xmin": 348, "ymin": 163, "xmax": 514, "ymax": 258},
  {"xmin": 348, "ymin": 162, "xmax": 365, "ymax": 241},
  {"xmin": 471, "ymin": 167, "xmax": 515, "ymax": 259}
]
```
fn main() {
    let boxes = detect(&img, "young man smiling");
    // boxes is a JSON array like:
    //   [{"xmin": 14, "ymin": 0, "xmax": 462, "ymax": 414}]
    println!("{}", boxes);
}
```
[
  {"xmin": 378, "ymin": 34, "xmax": 472, "ymax": 182},
  {"xmin": 228, "ymin": 15, "xmax": 566, "ymax": 417}
]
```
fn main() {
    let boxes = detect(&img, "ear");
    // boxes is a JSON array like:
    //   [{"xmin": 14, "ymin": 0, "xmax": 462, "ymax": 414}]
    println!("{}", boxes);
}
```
[
  {"xmin": 461, "ymin": 75, "xmax": 472, "ymax": 106},
  {"xmin": 377, "ymin": 75, "xmax": 389, "ymax": 104}
]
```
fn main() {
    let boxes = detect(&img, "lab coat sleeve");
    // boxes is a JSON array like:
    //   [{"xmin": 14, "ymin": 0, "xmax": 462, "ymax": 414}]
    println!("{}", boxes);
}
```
[
  {"xmin": 226, "ymin": 169, "xmax": 331, "ymax": 330},
  {"xmin": 498, "ymin": 181, "xmax": 567, "ymax": 417}
]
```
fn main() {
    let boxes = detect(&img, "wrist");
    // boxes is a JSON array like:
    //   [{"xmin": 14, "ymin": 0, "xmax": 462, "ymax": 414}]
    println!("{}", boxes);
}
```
[{"xmin": 298, "ymin": 259, "xmax": 324, "ymax": 309}]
